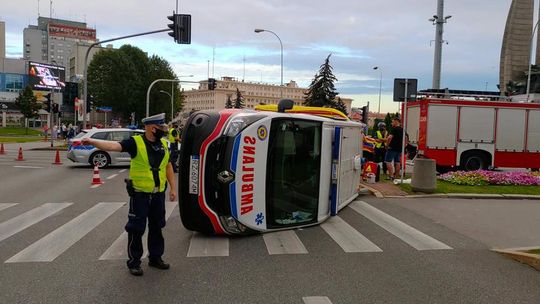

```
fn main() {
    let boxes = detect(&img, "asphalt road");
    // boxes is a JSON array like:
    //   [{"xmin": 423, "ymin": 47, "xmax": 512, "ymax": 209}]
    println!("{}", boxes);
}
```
[{"xmin": 1, "ymin": 148, "xmax": 539, "ymax": 304}]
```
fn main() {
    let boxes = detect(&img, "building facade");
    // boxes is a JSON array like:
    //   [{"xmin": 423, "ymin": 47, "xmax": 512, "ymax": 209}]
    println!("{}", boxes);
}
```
[
  {"xmin": 181, "ymin": 76, "xmax": 352, "ymax": 119},
  {"xmin": 499, "ymin": 0, "xmax": 538, "ymax": 93},
  {"xmin": 23, "ymin": 17, "xmax": 97, "ymax": 79}
]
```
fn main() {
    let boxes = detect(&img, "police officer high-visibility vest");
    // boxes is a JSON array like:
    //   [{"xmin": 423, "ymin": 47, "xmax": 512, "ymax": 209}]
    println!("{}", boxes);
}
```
[
  {"xmin": 375, "ymin": 130, "xmax": 387, "ymax": 148},
  {"xmin": 129, "ymin": 135, "xmax": 170, "ymax": 192}
]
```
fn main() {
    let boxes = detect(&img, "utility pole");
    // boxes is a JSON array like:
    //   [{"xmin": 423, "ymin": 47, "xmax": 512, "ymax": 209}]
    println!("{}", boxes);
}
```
[{"xmin": 430, "ymin": 0, "xmax": 451, "ymax": 90}]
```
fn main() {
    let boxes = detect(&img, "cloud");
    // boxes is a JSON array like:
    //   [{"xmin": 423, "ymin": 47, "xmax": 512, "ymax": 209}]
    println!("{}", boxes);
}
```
[{"xmin": 1, "ymin": 0, "xmax": 513, "ymax": 101}]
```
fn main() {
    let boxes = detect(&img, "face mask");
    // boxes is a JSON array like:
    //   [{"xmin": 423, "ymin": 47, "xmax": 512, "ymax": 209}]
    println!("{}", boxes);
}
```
[{"xmin": 153, "ymin": 128, "xmax": 166, "ymax": 139}]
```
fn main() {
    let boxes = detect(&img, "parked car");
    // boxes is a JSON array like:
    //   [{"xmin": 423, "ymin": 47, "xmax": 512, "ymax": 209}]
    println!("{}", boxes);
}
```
[{"xmin": 67, "ymin": 128, "xmax": 144, "ymax": 168}]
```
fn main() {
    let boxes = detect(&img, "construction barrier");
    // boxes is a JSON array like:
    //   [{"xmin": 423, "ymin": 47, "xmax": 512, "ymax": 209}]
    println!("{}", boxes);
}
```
[{"xmin": 91, "ymin": 165, "xmax": 103, "ymax": 185}]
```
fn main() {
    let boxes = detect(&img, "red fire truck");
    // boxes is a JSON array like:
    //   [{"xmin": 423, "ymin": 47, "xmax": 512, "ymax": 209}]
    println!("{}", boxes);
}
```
[{"xmin": 405, "ymin": 89, "xmax": 540, "ymax": 172}]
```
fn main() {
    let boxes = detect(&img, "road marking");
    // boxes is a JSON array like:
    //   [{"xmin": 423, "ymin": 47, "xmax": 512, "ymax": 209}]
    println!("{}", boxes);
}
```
[
  {"xmin": 90, "ymin": 184, "xmax": 102, "ymax": 189},
  {"xmin": 99, "ymin": 202, "xmax": 177, "ymax": 260},
  {"xmin": 187, "ymin": 232, "xmax": 229, "ymax": 257},
  {"xmin": 302, "ymin": 296, "xmax": 333, "ymax": 304},
  {"xmin": 13, "ymin": 166, "xmax": 43, "ymax": 169},
  {"xmin": 320, "ymin": 216, "xmax": 382, "ymax": 253},
  {"xmin": 349, "ymin": 201, "xmax": 452, "ymax": 250},
  {"xmin": 0, "ymin": 203, "xmax": 72, "ymax": 243},
  {"xmin": 0, "ymin": 203, "xmax": 17, "ymax": 212},
  {"xmin": 263, "ymin": 230, "xmax": 308, "ymax": 255},
  {"xmin": 107, "ymin": 174, "xmax": 118, "ymax": 180},
  {"xmin": 119, "ymin": 169, "xmax": 127, "ymax": 173},
  {"xmin": 5, "ymin": 202, "xmax": 124, "ymax": 263}
]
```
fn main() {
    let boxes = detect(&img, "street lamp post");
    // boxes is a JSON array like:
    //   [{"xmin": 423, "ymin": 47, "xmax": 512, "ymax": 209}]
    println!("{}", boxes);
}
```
[
  {"xmin": 373, "ymin": 66, "xmax": 382, "ymax": 115},
  {"xmin": 159, "ymin": 90, "xmax": 173, "ymax": 120},
  {"xmin": 254, "ymin": 28, "xmax": 283, "ymax": 97},
  {"xmin": 526, "ymin": 19, "xmax": 540, "ymax": 102},
  {"xmin": 146, "ymin": 75, "xmax": 193, "ymax": 119}
]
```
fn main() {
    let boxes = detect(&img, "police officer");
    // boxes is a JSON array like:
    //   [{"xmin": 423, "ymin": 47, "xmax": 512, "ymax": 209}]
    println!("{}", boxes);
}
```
[
  {"xmin": 373, "ymin": 122, "xmax": 388, "ymax": 176},
  {"xmin": 81, "ymin": 113, "xmax": 177, "ymax": 276},
  {"xmin": 168, "ymin": 123, "xmax": 181, "ymax": 173}
]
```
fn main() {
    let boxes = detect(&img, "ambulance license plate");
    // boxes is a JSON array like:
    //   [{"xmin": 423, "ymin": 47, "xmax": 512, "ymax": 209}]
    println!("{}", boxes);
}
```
[{"xmin": 189, "ymin": 156, "xmax": 200, "ymax": 195}]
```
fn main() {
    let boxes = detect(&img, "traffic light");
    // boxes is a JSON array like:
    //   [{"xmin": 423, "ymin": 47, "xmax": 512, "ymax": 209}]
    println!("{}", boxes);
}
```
[
  {"xmin": 167, "ymin": 13, "xmax": 191, "ymax": 44},
  {"xmin": 86, "ymin": 95, "xmax": 94, "ymax": 113},
  {"xmin": 208, "ymin": 78, "xmax": 216, "ymax": 90},
  {"xmin": 361, "ymin": 105, "xmax": 369, "ymax": 124},
  {"xmin": 44, "ymin": 93, "xmax": 52, "ymax": 113}
]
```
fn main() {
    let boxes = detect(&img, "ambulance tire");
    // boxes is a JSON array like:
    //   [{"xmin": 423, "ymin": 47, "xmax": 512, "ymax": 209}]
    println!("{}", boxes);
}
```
[{"xmin": 460, "ymin": 152, "xmax": 488, "ymax": 171}]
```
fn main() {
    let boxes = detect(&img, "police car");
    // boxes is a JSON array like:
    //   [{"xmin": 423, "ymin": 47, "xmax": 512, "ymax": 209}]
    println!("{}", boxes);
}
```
[
  {"xmin": 178, "ymin": 100, "xmax": 364, "ymax": 235},
  {"xmin": 67, "ymin": 128, "xmax": 144, "ymax": 168}
]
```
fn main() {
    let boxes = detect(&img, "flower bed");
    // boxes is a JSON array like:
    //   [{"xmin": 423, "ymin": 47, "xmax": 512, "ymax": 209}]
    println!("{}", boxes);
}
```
[{"xmin": 438, "ymin": 170, "xmax": 540, "ymax": 186}]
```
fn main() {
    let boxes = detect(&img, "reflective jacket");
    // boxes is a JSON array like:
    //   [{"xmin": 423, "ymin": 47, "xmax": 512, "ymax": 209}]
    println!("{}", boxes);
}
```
[{"xmin": 129, "ymin": 135, "xmax": 170, "ymax": 192}]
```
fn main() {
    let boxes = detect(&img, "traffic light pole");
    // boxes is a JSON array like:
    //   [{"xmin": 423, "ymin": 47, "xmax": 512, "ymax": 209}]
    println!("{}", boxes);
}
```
[
  {"xmin": 82, "ymin": 29, "xmax": 170, "ymax": 130},
  {"xmin": 146, "ymin": 79, "xmax": 201, "ymax": 118}
]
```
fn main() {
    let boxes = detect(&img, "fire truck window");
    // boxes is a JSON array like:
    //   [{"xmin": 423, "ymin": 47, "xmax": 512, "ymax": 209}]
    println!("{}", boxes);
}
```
[{"xmin": 266, "ymin": 119, "xmax": 322, "ymax": 228}]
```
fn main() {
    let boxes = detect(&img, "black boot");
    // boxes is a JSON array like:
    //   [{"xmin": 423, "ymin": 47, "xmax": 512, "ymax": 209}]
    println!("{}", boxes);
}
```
[
  {"xmin": 149, "ymin": 258, "xmax": 170, "ymax": 270},
  {"xmin": 129, "ymin": 266, "xmax": 143, "ymax": 276}
]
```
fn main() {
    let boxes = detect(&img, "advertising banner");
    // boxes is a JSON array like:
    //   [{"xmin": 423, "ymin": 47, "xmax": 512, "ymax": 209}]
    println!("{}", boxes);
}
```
[
  {"xmin": 48, "ymin": 23, "xmax": 96, "ymax": 41},
  {"xmin": 28, "ymin": 62, "xmax": 66, "ymax": 91}
]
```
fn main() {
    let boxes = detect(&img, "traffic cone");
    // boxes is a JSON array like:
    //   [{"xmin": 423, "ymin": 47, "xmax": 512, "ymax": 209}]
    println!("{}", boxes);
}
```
[
  {"xmin": 91, "ymin": 165, "xmax": 103, "ymax": 185},
  {"xmin": 0, "ymin": 143, "xmax": 5, "ymax": 155},
  {"xmin": 15, "ymin": 147, "xmax": 24, "ymax": 161},
  {"xmin": 52, "ymin": 149, "xmax": 62, "ymax": 165}
]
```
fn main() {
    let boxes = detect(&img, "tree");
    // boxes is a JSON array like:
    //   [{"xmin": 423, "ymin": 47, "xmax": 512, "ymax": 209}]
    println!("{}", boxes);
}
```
[
  {"xmin": 304, "ymin": 54, "xmax": 339, "ymax": 108},
  {"xmin": 88, "ymin": 45, "xmax": 181, "ymax": 125},
  {"xmin": 225, "ymin": 95, "xmax": 233, "ymax": 109},
  {"xmin": 14, "ymin": 86, "xmax": 40, "ymax": 133},
  {"xmin": 334, "ymin": 97, "xmax": 349, "ymax": 116},
  {"xmin": 234, "ymin": 88, "xmax": 245, "ymax": 109}
]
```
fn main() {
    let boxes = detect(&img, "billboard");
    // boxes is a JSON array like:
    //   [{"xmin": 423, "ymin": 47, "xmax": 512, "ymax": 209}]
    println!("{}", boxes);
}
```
[
  {"xmin": 28, "ymin": 62, "xmax": 66, "ymax": 91},
  {"xmin": 48, "ymin": 23, "xmax": 96, "ymax": 41}
]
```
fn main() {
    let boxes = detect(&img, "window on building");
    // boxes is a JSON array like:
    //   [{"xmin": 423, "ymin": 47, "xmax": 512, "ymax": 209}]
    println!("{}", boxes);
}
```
[{"xmin": 6, "ymin": 74, "xmax": 24, "ymax": 90}]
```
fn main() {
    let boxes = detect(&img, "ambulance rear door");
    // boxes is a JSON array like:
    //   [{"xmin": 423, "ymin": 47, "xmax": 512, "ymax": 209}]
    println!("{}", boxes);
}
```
[{"xmin": 330, "ymin": 124, "xmax": 363, "ymax": 215}]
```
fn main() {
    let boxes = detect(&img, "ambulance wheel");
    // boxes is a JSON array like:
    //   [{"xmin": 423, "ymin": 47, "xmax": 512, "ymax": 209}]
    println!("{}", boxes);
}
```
[{"xmin": 460, "ymin": 152, "xmax": 488, "ymax": 171}]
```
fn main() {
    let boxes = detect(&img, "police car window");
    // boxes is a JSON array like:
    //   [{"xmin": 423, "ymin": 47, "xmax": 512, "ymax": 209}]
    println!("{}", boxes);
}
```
[
  {"xmin": 111, "ymin": 131, "xmax": 131, "ymax": 141},
  {"xmin": 91, "ymin": 132, "xmax": 110, "ymax": 140}
]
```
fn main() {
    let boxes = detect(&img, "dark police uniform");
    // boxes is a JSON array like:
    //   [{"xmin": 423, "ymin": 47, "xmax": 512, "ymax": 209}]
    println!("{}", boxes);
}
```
[{"xmin": 117, "ymin": 113, "xmax": 173, "ymax": 275}]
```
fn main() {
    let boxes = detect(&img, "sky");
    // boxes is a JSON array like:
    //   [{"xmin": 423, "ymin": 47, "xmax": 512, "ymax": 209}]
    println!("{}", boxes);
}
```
[{"xmin": 0, "ymin": 0, "xmax": 516, "ymax": 113}]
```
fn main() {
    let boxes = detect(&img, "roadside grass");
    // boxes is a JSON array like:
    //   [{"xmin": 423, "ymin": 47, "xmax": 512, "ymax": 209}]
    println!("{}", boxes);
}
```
[
  {"xmin": 527, "ymin": 249, "xmax": 540, "ymax": 255},
  {"xmin": 0, "ymin": 136, "xmax": 45, "ymax": 143},
  {"xmin": 0, "ymin": 127, "xmax": 42, "ymax": 136},
  {"xmin": 399, "ymin": 180, "xmax": 540, "ymax": 195}
]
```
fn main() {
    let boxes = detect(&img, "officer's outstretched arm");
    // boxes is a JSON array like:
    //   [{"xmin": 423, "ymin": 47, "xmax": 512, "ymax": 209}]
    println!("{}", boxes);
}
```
[{"xmin": 81, "ymin": 138, "xmax": 122, "ymax": 152}]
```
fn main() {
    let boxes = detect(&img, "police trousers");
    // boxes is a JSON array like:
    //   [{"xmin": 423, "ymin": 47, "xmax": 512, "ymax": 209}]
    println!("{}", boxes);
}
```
[{"xmin": 125, "ymin": 191, "xmax": 166, "ymax": 269}]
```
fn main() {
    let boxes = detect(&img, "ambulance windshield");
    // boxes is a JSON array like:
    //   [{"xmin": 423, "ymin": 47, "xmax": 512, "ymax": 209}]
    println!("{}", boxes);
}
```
[{"xmin": 265, "ymin": 119, "xmax": 322, "ymax": 228}]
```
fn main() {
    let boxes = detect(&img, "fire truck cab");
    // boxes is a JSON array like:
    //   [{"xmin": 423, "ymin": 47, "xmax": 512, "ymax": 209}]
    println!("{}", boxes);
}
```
[{"xmin": 405, "ymin": 89, "xmax": 540, "ymax": 172}]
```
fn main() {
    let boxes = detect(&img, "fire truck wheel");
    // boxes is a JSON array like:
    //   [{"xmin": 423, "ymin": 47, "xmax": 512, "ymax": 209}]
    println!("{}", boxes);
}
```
[
  {"xmin": 436, "ymin": 165, "xmax": 452, "ymax": 174},
  {"xmin": 460, "ymin": 152, "xmax": 488, "ymax": 171}
]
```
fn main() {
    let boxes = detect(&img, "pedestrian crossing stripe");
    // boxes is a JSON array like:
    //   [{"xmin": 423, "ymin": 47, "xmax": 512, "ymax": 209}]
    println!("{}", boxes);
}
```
[
  {"xmin": 0, "ymin": 203, "xmax": 18, "ymax": 212},
  {"xmin": 99, "ymin": 202, "xmax": 177, "ymax": 260},
  {"xmin": 5, "ymin": 203, "xmax": 124, "ymax": 263},
  {"xmin": 1, "ymin": 201, "xmax": 453, "ymax": 263}
]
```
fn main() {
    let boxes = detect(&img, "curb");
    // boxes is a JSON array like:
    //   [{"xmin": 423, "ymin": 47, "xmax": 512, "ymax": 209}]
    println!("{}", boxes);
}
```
[
  {"xmin": 359, "ymin": 183, "xmax": 540, "ymax": 200},
  {"xmin": 492, "ymin": 247, "xmax": 540, "ymax": 271}
]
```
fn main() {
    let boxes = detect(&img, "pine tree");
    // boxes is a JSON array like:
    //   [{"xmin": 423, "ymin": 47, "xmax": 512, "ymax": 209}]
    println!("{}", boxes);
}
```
[
  {"xmin": 333, "ymin": 97, "xmax": 349, "ymax": 116},
  {"xmin": 234, "ymin": 88, "xmax": 245, "ymax": 109},
  {"xmin": 304, "ymin": 54, "xmax": 339, "ymax": 107},
  {"xmin": 225, "ymin": 95, "xmax": 233, "ymax": 108}
]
